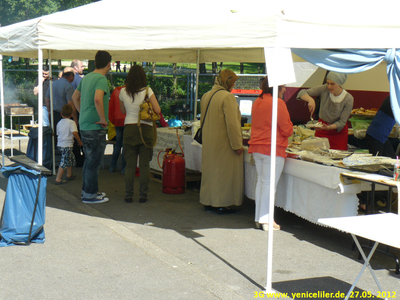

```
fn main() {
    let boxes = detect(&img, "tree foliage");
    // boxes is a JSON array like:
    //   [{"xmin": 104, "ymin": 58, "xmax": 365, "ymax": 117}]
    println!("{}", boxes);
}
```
[{"xmin": 0, "ymin": 0, "xmax": 98, "ymax": 27}]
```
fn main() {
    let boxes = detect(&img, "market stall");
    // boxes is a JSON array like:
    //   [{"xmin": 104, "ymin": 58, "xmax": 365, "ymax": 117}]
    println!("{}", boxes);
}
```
[
  {"xmin": 2, "ymin": 0, "xmax": 400, "ymax": 293},
  {"xmin": 245, "ymin": 157, "xmax": 363, "ymax": 223},
  {"xmin": 178, "ymin": 126, "xmax": 399, "ymax": 224}
]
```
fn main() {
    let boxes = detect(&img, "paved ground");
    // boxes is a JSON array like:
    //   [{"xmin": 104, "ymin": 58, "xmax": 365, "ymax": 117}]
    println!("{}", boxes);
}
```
[{"xmin": 0, "ymin": 141, "xmax": 399, "ymax": 299}]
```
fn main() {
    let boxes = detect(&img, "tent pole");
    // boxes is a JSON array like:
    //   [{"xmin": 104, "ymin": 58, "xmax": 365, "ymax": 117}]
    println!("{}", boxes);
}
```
[
  {"xmin": 194, "ymin": 50, "xmax": 200, "ymax": 120},
  {"xmin": 265, "ymin": 85, "xmax": 278, "ymax": 294},
  {"xmin": 48, "ymin": 50, "xmax": 55, "ymax": 175},
  {"xmin": 0, "ymin": 54, "xmax": 5, "ymax": 167},
  {"xmin": 37, "ymin": 48, "xmax": 43, "ymax": 165},
  {"xmin": 262, "ymin": 46, "xmax": 295, "ymax": 294}
]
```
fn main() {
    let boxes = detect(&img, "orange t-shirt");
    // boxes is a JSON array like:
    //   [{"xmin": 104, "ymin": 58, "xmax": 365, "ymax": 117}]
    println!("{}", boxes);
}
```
[{"xmin": 248, "ymin": 93, "xmax": 293, "ymax": 157}]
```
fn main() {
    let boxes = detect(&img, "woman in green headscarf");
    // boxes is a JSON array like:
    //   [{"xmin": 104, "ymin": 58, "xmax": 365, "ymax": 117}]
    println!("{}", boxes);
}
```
[{"xmin": 199, "ymin": 69, "xmax": 244, "ymax": 214}]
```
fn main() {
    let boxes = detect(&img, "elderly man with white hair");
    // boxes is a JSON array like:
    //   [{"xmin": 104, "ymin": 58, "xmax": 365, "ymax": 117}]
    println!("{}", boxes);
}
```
[
  {"xmin": 70, "ymin": 59, "xmax": 85, "ymax": 89},
  {"xmin": 297, "ymin": 71, "xmax": 354, "ymax": 150},
  {"xmin": 45, "ymin": 67, "xmax": 78, "ymax": 152},
  {"xmin": 70, "ymin": 59, "xmax": 86, "ymax": 166}
]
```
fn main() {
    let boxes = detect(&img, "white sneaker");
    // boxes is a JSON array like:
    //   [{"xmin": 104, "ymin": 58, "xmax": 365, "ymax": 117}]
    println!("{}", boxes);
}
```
[
  {"xmin": 82, "ymin": 194, "xmax": 109, "ymax": 204},
  {"xmin": 81, "ymin": 192, "xmax": 106, "ymax": 200}
]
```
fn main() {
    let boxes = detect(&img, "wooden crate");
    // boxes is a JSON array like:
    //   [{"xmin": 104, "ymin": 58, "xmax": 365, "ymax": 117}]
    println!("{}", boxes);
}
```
[{"xmin": 149, "ymin": 168, "xmax": 163, "ymax": 183}]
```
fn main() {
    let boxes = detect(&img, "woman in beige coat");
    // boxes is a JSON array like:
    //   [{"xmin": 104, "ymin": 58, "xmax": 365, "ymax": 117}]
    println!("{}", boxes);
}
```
[{"xmin": 200, "ymin": 70, "xmax": 244, "ymax": 214}]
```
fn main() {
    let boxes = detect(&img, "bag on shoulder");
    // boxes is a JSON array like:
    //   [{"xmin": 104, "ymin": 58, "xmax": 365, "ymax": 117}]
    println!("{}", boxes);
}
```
[
  {"xmin": 194, "ymin": 90, "xmax": 221, "ymax": 145},
  {"xmin": 137, "ymin": 87, "xmax": 159, "ymax": 148},
  {"xmin": 194, "ymin": 127, "xmax": 203, "ymax": 144},
  {"xmin": 139, "ymin": 87, "xmax": 160, "ymax": 122}
]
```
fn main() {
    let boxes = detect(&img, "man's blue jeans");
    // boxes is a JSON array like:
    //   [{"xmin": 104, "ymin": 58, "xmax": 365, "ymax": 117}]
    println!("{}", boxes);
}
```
[
  {"xmin": 111, "ymin": 126, "xmax": 126, "ymax": 171},
  {"xmin": 81, "ymin": 129, "xmax": 107, "ymax": 199}
]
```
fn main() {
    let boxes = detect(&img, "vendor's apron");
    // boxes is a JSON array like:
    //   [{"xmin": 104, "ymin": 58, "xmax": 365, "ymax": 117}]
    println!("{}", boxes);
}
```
[{"xmin": 315, "ymin": 119, "xmax": 348, "ymax": 150}]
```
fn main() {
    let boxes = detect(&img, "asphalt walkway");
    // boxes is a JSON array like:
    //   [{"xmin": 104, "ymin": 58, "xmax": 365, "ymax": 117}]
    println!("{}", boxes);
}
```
[{"xmin": 0, "ymin": 143, "xmax": 399, "ymax": 299}]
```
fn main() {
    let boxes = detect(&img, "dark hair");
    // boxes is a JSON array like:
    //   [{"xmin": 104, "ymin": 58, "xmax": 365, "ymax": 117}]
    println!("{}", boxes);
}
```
[
  {"xmin": 61, "ymin": 104, "xmax": 73, "ymax": 118},
  {"xmin": 62, "ymin": 71, "xmax": 74, "ymax": 78},
  {"xmin": 259, "ymin": 77, "xmax": 284, "ymax": 97},
  {"xmin": 125, "ymin": 65, "xmax": 147, "ymax": 101},
  {"xmin": 95, "ymin": 51, "xmax": 111, "ymax": 69},
  {"xmin": 260, "ymin": 77, "xmax": 274, "ymax": 96}
]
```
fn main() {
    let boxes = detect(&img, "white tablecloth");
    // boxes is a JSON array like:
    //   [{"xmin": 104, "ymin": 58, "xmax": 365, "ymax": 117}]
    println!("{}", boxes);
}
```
[
  {"xmin": 276, "ymin": 160, "xmax": 362, "ymax": 224},
  {"xmin": 150, "ymin": 128, "xmax": 185, "ymax": 172},
  {"xmin": 245, "ymin": 158, "xmax": 364, "ymax": 224},
  {"xmin": 150, "ymin": 128, "xmax": 202, "ymax": 172},
  {"xmin": 183, "ymin": 135, "xmax": 202, "ymax": 171}
]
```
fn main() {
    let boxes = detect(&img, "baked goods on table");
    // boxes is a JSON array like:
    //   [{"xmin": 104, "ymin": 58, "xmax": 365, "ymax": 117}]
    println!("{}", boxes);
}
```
[
  {"xmin": 305, "ymin": 121, "xmax": 323, "ymax": 128},
  {"xmin": 351, "ymin": 107, "xmax": 378, "ymax": 115}
]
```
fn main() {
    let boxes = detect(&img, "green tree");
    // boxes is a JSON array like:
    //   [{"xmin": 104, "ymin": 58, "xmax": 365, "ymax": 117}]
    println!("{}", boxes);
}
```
[{"xmin": 0, "ymin": 0, "xmax": 97, "ymax": 26}]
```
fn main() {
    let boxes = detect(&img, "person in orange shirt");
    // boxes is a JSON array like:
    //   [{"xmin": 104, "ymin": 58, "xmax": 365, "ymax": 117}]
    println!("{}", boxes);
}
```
[{"xmin": 248, "ymin": 77, "xmax": 293, "ymax": 231}]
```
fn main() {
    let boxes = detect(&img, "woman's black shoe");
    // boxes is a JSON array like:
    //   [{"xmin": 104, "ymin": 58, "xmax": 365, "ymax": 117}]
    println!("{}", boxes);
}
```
[
  {"xmin": 139, "ymin": 198, "xmax": 147, "ymax": 203},
  {"xmin": 216, "ymin": 207, "xmax": 236, "ymax": 215},
  {"xmin": 204, "ymin": 205, "xmax": 213, "ymax": 212}
]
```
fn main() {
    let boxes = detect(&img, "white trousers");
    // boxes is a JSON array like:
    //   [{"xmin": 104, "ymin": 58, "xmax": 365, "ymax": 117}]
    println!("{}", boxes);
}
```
[{"xmin": 253, "ymin": 153, "xmax": 285, "ymax": 224}]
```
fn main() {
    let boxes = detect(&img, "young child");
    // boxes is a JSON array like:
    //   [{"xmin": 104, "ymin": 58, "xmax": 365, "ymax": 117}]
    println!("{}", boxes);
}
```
[{"xmin": 55, "ymin": 104, "xmax": 83, "ymax": 184}]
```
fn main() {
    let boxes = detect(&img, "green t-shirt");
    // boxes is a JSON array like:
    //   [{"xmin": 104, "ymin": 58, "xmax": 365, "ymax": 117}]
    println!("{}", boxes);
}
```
[{"xmin": 77, "ymin": 72, "xmax": 109, "ymax": 131}]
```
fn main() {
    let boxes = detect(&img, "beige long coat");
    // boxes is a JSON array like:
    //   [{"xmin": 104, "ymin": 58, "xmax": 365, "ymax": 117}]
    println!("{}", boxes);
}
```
[{"xmin": 199, "ymin": 83, "xmax": 244, "ymax": 207}]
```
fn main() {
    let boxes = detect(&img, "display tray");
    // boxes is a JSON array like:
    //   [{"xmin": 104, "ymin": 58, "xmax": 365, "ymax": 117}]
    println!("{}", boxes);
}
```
[
  {"xmin": 350, "ymin": 113, "xmax": 375, "ymax": 119},
  {"xmin": 305, "ymin": 123, "xmax": 323, "ymax": 129},
  {"xmin": 286, "ymin": 152, "xmax": 300, "ymax": 159},
  {"xmin": 349, "ymin": 164, "xmax": 393, "ymax": 173}
]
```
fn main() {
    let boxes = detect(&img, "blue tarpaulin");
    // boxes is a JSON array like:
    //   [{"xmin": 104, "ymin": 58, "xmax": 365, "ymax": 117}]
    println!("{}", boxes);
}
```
[
  {"xmin": 168, "ymin": 117, "xmax": 182, "ymax": 127},
  {"xmin": 0, "ymin": 165, "xmax": 47, "ymax": 246}
]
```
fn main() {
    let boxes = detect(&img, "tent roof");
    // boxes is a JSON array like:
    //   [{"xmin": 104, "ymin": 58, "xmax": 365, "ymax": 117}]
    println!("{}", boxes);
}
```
[
  {"xmin": 279, "ymin": 1, "xmax": 400, "ymax": 49},
  {"xmin": 0, "ymin": 0, "xmax": 279, "ymax": 62},
  {"xmin": 2, "ymin": 0, "xmax": 400, "ymax": 62}
]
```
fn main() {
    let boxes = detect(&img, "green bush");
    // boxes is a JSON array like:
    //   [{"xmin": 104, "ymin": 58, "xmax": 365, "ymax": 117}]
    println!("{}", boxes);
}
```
[{"xmin": 2, "ymin": 60, "xmax": 260, "ymax": 126}]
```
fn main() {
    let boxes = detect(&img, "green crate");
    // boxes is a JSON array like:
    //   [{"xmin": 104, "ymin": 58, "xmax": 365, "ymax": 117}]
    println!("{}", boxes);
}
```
[{"xmin": 349, "ymin": 117, "xmax": 372, "ymax": 130}]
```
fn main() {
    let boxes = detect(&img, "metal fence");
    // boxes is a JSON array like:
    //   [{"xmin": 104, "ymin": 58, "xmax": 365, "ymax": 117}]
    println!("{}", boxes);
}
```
[{"xmin": 1, "ymin": 69, "xmax": 266, "ymax": 123}]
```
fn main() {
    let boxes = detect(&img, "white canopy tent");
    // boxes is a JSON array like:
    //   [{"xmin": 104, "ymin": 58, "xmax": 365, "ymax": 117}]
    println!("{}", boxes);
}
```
[
  {"xmin": 1, "ymin": 0, "xmax": 399, "ymax": 161},
  {"xmin": 1, "ymin": 0, "xmax": 400, "ymax": 293}
]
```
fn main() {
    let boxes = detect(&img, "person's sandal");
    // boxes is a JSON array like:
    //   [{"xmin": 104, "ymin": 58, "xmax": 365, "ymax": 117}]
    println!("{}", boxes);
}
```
[
  {"xmin": 261, "ymin": 223, "xmax": 281, "ymax": 231},
  {"xmin": 66, "ymin": 174, "xmax": 76, "ymax": 181},
  {"xmin": 55, "ymin": 180, "xmax": 68, "ymax": 185}
]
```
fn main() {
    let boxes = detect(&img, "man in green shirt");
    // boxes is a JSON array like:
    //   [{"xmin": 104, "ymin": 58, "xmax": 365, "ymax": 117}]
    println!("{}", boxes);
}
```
[{"xmin": 72, "ymin": 51, "xmax": 111, "ymax": 204}]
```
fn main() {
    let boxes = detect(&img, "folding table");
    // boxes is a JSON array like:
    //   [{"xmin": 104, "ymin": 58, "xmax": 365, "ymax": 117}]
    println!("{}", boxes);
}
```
[
  {"xmin": 319, "ymin": 213, "xmax": 400, "ymax": 300},
  {"xmin": 341, "ymin": 171, "xmax": 400, "ymax": 215}
]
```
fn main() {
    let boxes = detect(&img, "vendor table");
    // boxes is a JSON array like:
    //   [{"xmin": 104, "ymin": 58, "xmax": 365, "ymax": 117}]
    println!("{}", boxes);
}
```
[
  {"xmin": 151, "ymin": 128, "xmax": 202, "ymax": 172},
  {"xmin": 319, "ymin": 213, "xmax": 400, "ymax": 300},
  {"xmin": 158, "ymin": 129, "xmax": 388, "ymax": 224},
  {"xmin": 245, "ymin": 158, "xmax": 367, "ymax": 224},
  {"xmin": 341, "ymin": 171, "xmax": 400, "ymax": 215},
  {"xmin": 149, "ymin": 128, "xmax": 201, "ymax": 185},
  {"xmin": 150, "ymin": 128, "xmax": 185, "ymax": 172}
]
